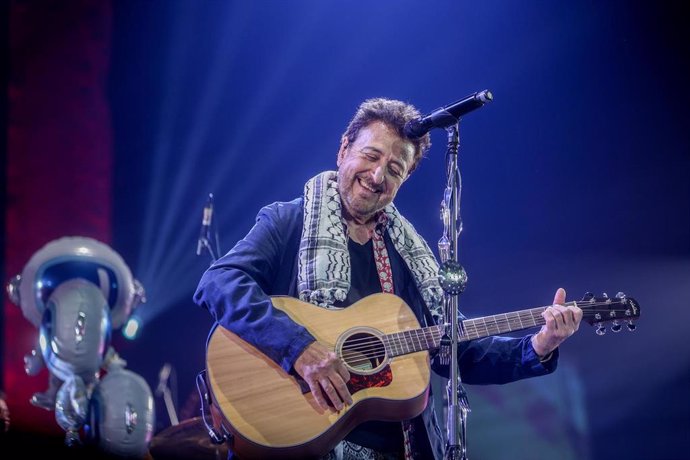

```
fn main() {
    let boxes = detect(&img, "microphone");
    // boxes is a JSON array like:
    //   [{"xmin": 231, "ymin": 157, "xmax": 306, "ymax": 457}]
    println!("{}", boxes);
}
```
[
  {"xmin": 404, "ymin": 90, "xmax": 493, "ymax": 139},
  {"xmin": 196, "ymin": 193, "xmax": 214, "ymax": 256},
  {"xmin": 155, "ymin": 363, "xmax": 172, "ymax": 397}
]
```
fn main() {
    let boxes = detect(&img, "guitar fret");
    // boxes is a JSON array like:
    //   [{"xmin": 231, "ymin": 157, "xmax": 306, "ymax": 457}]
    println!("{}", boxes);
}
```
[
  {"xmin": 533, "ymin": 307, "xmax": 547, "ymax": 327},
  {"xmin": 470, "ymin": 320, "xmax": 480, "ymax": 339},
  {"xmin": 475, "ymin": 318, "xmax": 487, "ymax": 337},
  {"xmin": 503, "ymin": 313, "xmax": 512, "ymax": 332},
  {"xmin": 422, "ymin": 330, "xmax": 430, "ymax": 350},
  {"xmin": 387, "ymin": 333, "xmax": 398, "ymax": 356},
  {"xmin": 463, "ymin": 320, "xmax": 476, "ymax": 340},
  {"xmin": 405, "ymin": 331, "xmax": 412, "ymax": 353},
  {"xmin": 382, "ymin": 336, "xmax": 391, "ymax": 356},
  {"xmin": 516, "ymin": 312, "xmax": 524, "ymax": 329},
  {"xmin": 473, "ymin": 319, "xmax": 482, "ymax": 339},
  {"xmin": 395, "ymin": 332, "xmax": 404, "ymax": 355},
  {"xmin": 432, "ymin": 325, "xmax": 442, "ymax": 347},
  {"xmin": 399, "ymin": 331, "xmax": 407, "ymax": 354},
  {"xmin": 407, "ymin": 330, "xmax": 415, "ymax": 353},
  {"xmin": 413, "ymin": 329, "xmax": 423, "ymax": 352}
]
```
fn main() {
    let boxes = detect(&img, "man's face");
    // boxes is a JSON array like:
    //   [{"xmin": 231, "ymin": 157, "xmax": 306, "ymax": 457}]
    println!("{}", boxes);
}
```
[{"xmin": 337, "ymin": 121, "xmax": 415, "ymax": 223}]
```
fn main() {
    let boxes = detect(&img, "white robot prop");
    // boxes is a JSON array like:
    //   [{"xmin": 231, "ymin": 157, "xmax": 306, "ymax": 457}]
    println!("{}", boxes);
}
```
[{"xmin": 6, "ymin": 236, "xmax": 155, "ymax": 457}]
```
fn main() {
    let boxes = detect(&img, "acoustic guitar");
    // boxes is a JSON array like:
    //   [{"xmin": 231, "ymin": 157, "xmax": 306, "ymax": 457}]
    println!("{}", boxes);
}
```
[{"xmin": 205, "ymin": 292, "xmax": 639, "ymax": 459}]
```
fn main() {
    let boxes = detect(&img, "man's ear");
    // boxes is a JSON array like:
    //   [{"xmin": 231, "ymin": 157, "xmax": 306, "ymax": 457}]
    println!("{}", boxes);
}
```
[{"xmin": 336, "ymin": 136, "xmax": 349, "ymax": 167}]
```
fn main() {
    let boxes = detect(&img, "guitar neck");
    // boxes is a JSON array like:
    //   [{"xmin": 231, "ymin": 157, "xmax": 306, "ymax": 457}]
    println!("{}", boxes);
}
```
[{"xmin": 384, "ymin": 301, "xmax": 578, "ymax": 357}]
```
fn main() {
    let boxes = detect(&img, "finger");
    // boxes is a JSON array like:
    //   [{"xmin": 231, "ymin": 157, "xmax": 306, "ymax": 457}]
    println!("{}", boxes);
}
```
[
  {"xmin": 555, "ymin": 305, "xmax": 571, "ymax": 320},
  {"xmin": 553, "ymin": 287, "xmax": 566, "ymax": 306},
  {"xmin": 308, "ymin": 379, "xmax": 330, "ymax": 411},
  {"xmin": 545, "ymin": 306, "xmax": 565, "ymax": 328},
  {"xmin": 552, "ymin": 304, "xmax": 576, "ymax": 325},
  {"xmin": 331, "ymin": 374, "xmax": 353, "ymax": 405},
  {"xmin": 336, "ymin": 361, "xmax": 351, "ymax": 383},
  {"xmin": 568, "ymin": 306, "xmax": 583, "ymax": 330},
  {"xmin": 320, "ymin": 378, "xmax": 344, "ymax": 411}
]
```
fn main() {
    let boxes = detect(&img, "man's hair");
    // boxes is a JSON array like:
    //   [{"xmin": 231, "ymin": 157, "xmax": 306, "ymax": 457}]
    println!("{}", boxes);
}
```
[{"xmin": 341, "ymin": 98, "xmax": 431, "ymax": 174}]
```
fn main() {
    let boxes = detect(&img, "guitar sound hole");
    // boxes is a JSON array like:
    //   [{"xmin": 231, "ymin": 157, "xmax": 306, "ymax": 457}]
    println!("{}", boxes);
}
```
[{"xmin": 340, "ymin": 332, "xmax": 387, "ymax": 374}]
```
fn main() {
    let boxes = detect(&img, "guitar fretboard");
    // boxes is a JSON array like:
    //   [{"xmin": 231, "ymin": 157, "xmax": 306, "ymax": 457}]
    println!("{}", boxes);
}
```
[{"xmin": 382, "ymin": 302, "xmax": 577, "ymax": 357}]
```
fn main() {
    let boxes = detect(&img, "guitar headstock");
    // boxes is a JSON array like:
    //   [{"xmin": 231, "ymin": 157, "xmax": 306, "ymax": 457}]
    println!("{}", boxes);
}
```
[{"xmin": 579, "ymin": 292, "xmax": 640, "ymax": 335}]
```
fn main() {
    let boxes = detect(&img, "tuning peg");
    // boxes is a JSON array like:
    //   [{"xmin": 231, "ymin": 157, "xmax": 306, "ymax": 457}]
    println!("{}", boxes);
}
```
[
  {"xmin": 595, "ymin": 323, "xmax": 606, "ymax": 336},
  {"xmin": 601, "ymin": 292, "xmax": 609, "ymax": 299},
  {"xmin": 615, "ymin": 292, "xmax": 626, "ymax": 299},
  {"xmin": 627, "ymin": 321, "xmax": 636, "ymax": 332},
  {"xmin": 611, "ymin": 320, "xmax": 622, "ymax": 332}
]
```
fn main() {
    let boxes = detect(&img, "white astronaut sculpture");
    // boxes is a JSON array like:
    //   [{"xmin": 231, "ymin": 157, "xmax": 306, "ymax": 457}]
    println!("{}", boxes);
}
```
[{"xmin": 6, "ymin": 236, "xmax": 155, "ymax": 458}]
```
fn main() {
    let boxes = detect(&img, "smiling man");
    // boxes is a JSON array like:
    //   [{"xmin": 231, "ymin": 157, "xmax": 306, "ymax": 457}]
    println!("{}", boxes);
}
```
[{"xmin": 194, "ymin": 98, "xmax": 582, "ymax": 459}]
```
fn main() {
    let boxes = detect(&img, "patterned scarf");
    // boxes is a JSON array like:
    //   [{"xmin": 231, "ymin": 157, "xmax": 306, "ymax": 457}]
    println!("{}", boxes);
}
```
[{"xmin": 298, "ymin": 170, "xmax": 444, "ymax": 324}]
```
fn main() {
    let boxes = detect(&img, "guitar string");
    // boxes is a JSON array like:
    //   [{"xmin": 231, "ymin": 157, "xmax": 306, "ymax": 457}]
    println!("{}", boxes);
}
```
[
  {"xmin": 339, "ymin": 303, "xmax": 633, "ymax": 336},
  {"xmin": 336, "ymin": 304, "xmax": 636, "ymax": 365},
  {"xmin": 335, "ymin": 303, "xmax": 633, "ymax": 349},
  {"xmin": 341, "ymin": 310, "xmax": 639, "ymax": 367},
  {"xmin": 342, "ymin": 315, "xmax": 638, "ymax": 367},
  {"xmin": 339, "ymin": 334, "xmax": 440, "ymax": 365}
]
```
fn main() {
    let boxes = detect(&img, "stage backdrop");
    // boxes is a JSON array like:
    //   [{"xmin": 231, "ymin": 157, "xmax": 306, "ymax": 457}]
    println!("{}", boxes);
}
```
[{"xmin": 3, "ymin": 1, "xmax": 689, "ymax": 459}]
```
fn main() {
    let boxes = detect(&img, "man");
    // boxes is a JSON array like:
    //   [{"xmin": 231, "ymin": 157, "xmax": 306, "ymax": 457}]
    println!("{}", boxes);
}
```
[{"xmin": 194, "ymin": 98, "xmax": 583, "ymax": 459}]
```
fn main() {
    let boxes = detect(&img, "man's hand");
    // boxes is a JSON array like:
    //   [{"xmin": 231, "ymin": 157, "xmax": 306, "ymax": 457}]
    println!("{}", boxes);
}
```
[
  {"xmin": 531, "ymin": 288, "xmax": 583, "ymax": 359},
  {"xmin": 293, "ymin": 341, "xmax": 352, "ymax": 411}
]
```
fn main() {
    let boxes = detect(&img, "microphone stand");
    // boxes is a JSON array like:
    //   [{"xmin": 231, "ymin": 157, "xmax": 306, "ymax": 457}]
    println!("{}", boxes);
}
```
[
  {"xmin": 197, "ymin": 193, "xmax": 220, "ymax": 264},
  {"xmin": 437, "ymin": 121, "xmax": 470, "ymax": 460},
  {"xmin": 197, "ymin": 236, "xmax": 218, "ymax": 263}
]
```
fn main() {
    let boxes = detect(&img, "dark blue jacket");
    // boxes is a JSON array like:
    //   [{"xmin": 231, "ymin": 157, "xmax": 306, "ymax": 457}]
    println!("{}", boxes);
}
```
[{"xmin": 194, "ymin": 198, "xmax": 557, "ymax": 459}]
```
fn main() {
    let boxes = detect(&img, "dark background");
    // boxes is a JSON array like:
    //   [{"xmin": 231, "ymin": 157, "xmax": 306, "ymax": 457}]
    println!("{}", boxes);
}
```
[{"xmin": 3, "ymin": 1, "xmax": 689, "ymax": 458}]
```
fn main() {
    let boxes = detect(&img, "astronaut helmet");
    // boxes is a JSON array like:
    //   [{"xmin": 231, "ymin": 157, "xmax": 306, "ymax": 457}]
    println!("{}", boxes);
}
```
[{"xmin": 7, "ymin": 236, "xmax": 145, "ymax": 329}]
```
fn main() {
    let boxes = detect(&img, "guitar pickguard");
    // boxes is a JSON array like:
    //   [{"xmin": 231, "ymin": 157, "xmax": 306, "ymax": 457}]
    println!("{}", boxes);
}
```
[
  {"xmin": 293, "ymin": 364, "xmax": 393, "ymax": 396},
  {"xmin": 347, "ymin": 365, "xmax": 393, "ymax": 393}
]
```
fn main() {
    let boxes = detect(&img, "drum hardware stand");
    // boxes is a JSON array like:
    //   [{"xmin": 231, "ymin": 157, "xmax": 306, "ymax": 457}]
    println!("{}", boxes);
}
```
[{"xmin": 156, "ymin": 363, "xmax": 179, "ymax": 426}]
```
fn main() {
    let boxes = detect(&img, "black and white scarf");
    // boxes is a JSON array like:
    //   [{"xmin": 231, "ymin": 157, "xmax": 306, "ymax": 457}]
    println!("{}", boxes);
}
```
[{"xmin": 298, "ymin": 170, "xmax": 444, "ymax": 324}]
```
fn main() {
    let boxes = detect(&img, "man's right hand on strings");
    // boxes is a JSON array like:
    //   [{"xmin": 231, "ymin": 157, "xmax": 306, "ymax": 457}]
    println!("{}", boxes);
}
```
[{"xmin": 294, "ymin": 341, "xmax": 353, "ymax": 411}]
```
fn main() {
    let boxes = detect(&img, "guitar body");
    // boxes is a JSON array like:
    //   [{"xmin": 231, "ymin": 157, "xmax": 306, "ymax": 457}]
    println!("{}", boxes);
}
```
[{"xmin": 205, "ymin": 293, "xmax": 431, "ymax": 459}]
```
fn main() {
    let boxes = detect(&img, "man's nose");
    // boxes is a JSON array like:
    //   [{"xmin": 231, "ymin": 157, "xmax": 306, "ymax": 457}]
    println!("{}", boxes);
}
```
[{"xmin": 372, "ymin": 165, "xmax": 385, "ymax": 184}]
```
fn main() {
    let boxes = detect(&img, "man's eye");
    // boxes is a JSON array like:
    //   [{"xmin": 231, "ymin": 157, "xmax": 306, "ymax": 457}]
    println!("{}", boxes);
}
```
[{"xmin": 389, "ymin": 166, "xmax": 403, "ymax": 178}]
